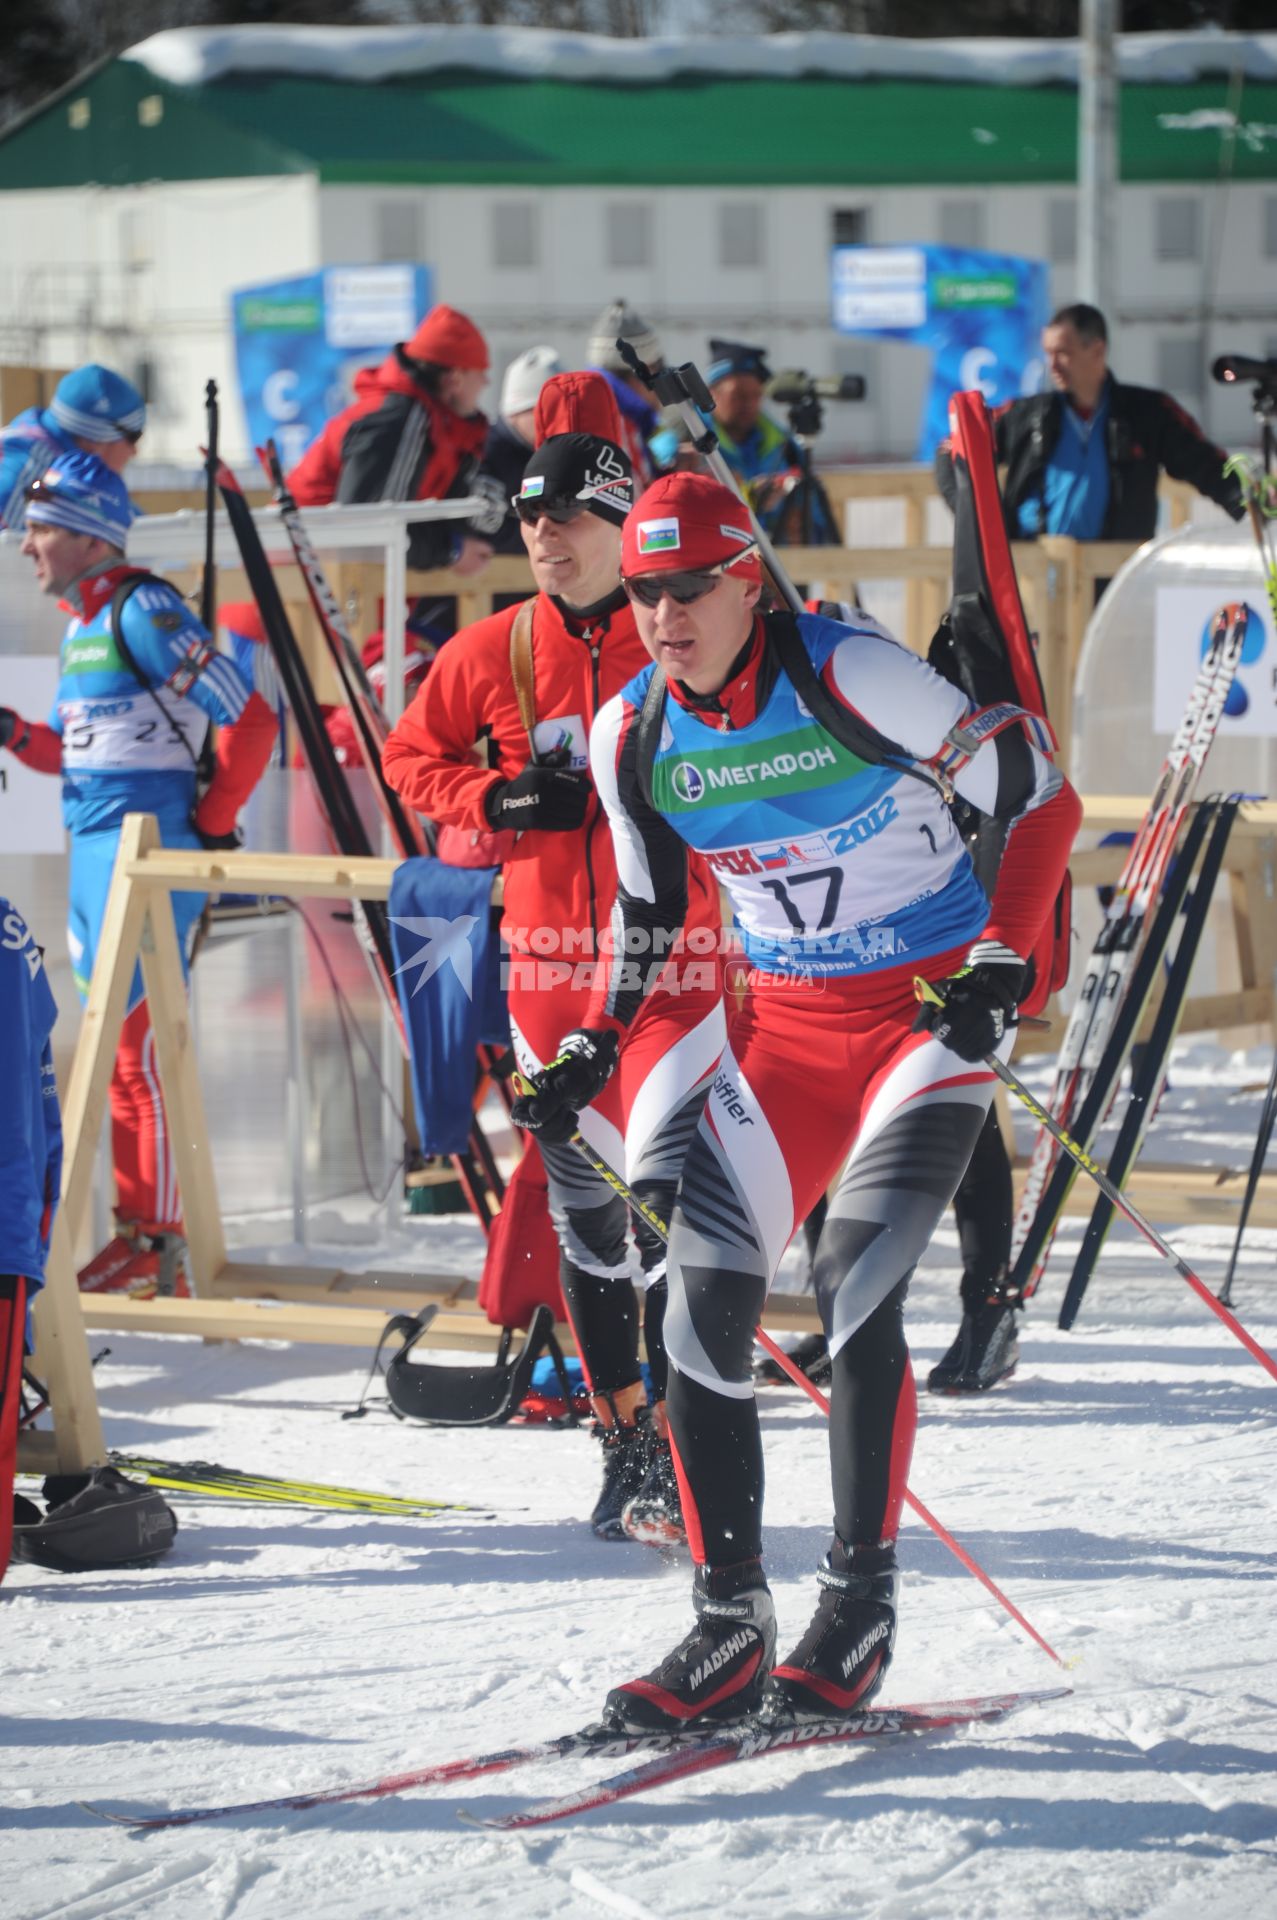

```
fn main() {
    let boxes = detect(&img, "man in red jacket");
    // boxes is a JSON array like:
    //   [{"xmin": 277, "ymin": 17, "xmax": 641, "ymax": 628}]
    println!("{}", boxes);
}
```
[
  {"xmin": 288, "ymin": 303, "xmax": 502, "ymax": 576},
  {"xmin": 383, "ymin": 376, "xmax": 723, "ymax": 1544}
]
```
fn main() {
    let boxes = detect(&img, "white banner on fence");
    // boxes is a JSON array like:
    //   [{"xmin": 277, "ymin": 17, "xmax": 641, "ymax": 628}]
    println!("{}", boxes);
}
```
[
  {"xmin": 0, "ymin": 658, "xmax": 63, "ymax": 853},
  {"xmin": 1154, "ymin": 586, "xmax": 1277, "ymax": 738}
]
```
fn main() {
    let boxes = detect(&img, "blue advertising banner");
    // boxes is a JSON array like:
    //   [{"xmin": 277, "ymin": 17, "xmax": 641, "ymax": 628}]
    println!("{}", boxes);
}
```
[
  {"xmin": 231, "ymin": 264, "xmax": 433, "ymax": 469},
  {"xmin": 831, "ymin": 246, "xmax": 1050, "ymax": 460}
]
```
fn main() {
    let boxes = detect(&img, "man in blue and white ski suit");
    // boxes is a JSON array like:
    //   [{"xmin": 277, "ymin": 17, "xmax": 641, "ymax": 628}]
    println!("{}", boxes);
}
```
[{"xmin": 0, "ymin": 454, "xmax": 275, "ymax": 1291}]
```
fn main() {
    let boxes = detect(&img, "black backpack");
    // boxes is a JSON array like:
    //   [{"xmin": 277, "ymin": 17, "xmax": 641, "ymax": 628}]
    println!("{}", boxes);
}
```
[{"xmin": 13, "ymin": 1466, "xmax": 177, "ymax": 1572}]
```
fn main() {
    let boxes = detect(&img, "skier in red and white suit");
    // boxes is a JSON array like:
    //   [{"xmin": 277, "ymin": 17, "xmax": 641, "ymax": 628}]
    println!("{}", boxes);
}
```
[
  {"xmin": 515, "ymin": 472, "xmax": 1081, "ymax": 1729},
  {"xmin": 383, "ymin": 378, "xmax": 723, "ymax": 1543}
]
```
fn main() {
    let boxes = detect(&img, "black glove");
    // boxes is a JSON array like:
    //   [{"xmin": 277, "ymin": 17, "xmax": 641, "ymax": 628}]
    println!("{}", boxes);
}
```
[
  {"xmin": 484, "ymin": 757, "xmax": 590, "ymax": 833},
  {"xmin": 913, "ymin": 958, "xmax": 1026, "ymax": 1063},
  {"xmin": 510, "ymin": 1029, "xmax": 619, "ymax": 1144},
  {"xmin": 0, "ymin": 708, "xmax": 20, "ymax": 750},
  {"xmin": 191, "ymin": 818, "xmax": 242, "ymax": 851}
]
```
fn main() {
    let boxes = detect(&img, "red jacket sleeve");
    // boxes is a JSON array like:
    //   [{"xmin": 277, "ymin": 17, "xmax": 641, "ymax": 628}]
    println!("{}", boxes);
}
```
[
  {"xmin": 192, "ymin": 691, "xmax": 277, "ymax": 837},
  {"xmin": 381, "ymin": 620, "xmax": 512, "ymax": 833},
  {"xmin": 6, "ymin": 719, "xmax": 61, "ymax": 777},
  {"xmin": 980, "ymin": 774, "xmax": 1082, "ymax": 961}
]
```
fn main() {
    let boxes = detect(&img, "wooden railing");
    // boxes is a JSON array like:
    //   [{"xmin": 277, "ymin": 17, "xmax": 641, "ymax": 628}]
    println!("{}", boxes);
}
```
[{"xmin": 138, "ymin": 466, "xmax": 1209, "ymax": 767}]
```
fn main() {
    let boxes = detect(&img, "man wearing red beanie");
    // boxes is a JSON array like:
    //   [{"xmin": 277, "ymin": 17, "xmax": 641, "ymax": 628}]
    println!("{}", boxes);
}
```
[
  {"xmin": 383, "ymin": 380, "xmax": 724, "ymax": 1546},
  {"xmin": 515, "ymin": 469, "xmax": 1081, "ymax": 1730},
  {"xmin": 287, "ymin": 303, "xmax": 501, "ymax": 576}
]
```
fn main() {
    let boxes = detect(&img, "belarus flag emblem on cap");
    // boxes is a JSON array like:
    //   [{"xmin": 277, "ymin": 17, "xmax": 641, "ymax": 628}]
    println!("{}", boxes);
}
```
[{"xmin": 636, "ymin": 517, "xmax": 680, "ymax": 554}]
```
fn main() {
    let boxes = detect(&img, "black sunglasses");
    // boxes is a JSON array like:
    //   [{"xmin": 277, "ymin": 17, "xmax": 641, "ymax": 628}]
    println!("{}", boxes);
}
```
[
  {"xmin": 114, "ymin": 426, "xmax": 143, "ymax": 446},
  {"xmin": 621, "ymin": 547, "xmax": 758, "ymax": 608},
  {"xmin": 512, "ymin": 491, "xmax": 589, "ymax": 528}
]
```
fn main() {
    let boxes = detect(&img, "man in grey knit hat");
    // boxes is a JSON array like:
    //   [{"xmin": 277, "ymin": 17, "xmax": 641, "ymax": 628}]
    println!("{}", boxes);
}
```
[{"xmin": 586, "ymin": 299, "xmax": 665, "ymax": 485}]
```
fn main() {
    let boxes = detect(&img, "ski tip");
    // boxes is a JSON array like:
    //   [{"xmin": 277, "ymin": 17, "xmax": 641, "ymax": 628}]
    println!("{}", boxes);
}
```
[
  {"xmin": 76, "ymin": 1800, "xmax": 152, "ymax": 1832},
  {"xmin": 456, "ymin": 1808, "xmax": 499, "ymax": 1833}
]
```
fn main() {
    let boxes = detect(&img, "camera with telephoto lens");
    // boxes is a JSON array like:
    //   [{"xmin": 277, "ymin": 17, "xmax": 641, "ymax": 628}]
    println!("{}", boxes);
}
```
[{"xmin": 766, "ymin": 370, "xmax": 867, "ymax": 441}]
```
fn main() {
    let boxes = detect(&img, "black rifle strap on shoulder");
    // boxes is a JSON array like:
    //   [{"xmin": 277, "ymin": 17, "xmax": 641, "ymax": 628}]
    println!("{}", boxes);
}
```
[
  {"xmin": 108, "ymin": 572, "xmax": 205, "ymax": 773},
  {"xmin": 632, "ymin": 664, "xmax": 669, "ymax": 811},
  {"xmin": 764, "ymin": 611, "xmax": 944, "ymax": 795}
]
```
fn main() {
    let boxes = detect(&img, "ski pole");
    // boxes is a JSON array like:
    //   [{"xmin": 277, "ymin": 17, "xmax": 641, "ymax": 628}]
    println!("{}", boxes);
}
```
[
  {"xmin": 201, "ymin": 380, "xmax": 218, "ymax": 633},
  {"xmin": 614, "ymin": 340, "xmax": 805, "ymax": 616},
  {"xmin": 1218, "ymin": 1043, "xmax": 1277, "ymax": 1309},
  {"xmin": 539, "ymin": 1108, "xmax": 1066, "ymax": 1667},
  {"xmin": 913, "ymin": 978, "xmax": 1277, "ymax": 1387}
]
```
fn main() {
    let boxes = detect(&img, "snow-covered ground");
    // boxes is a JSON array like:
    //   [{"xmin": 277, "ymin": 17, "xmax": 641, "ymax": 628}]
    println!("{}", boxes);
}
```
[{"xmin": 6, "ymin": 1042, "xmax": 1277, "ymax": 1920}]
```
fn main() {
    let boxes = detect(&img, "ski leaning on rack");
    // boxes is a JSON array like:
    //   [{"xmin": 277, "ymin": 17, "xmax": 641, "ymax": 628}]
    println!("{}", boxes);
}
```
[
  {"xmin": 459, "ymin": 1687, "xmax": 1070, "ymax": 1832},
  {"xmin": 258, "ymin": 440, "xmax": 430, "ymax": 859},
  {"xmin": 1059, "ymin": 797, "xmax": 1242, "ymax": 1328},
  {"xmin": 249, "ymin": 450, "xmax": 515, "ymax": 1175},
  {"xmin": 1010, "ymin": 796, "xmax": 1222, "ymax": 1301},
  {"xmin": 215, "ymin": 464, "xmax": 499, "ymax": 1228},
  {"xmin": 1010, "ymin": 604, "xmax": 1249, "ymax": 1296},
  {"xmin": 104, "ymin": 1452, "xmax": 475, "ymax": 1517},
  {"xmin": 82, "ymin": 1686, "xmax": 1066, "ymax": 1832}
]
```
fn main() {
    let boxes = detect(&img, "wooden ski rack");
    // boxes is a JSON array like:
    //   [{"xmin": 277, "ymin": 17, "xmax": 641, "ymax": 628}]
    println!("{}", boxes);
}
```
[{"xmin": 25, "ymin": 797, "xmax": 1277, "ymax": 1473}]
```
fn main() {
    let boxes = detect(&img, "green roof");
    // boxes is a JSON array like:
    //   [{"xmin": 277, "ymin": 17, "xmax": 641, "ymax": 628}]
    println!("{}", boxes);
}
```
[{"xmin": 2, "ymin": 58, "xmax": 1275, "ymax": 191}]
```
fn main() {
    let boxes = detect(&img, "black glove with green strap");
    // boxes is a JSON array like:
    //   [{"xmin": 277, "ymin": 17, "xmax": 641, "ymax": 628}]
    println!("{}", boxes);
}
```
[
  {"xmin": 510, "ymin": 1029, "xmax": 619, "ymax": 1144},
  {"xmin": 913, "ymin": 950, "xmax": 1026, "ymax": 1063}
]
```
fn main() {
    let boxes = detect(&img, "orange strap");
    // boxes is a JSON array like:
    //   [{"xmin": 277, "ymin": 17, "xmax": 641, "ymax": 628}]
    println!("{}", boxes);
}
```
[{"xmin": 509, "ymin": 600, "xmax": 536, "ymax": 739}]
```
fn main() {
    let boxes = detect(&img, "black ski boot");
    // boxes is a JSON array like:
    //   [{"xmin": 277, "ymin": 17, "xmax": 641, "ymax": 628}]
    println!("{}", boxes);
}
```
[
  {"xmin": 589, "ymin": 1409, "xmax": 649, "ymax": 1541},
  {"xmin": 928, "ymin": 1281, "xmax": 1021, "ymax": 1393},
  {"xmin": 601, "ymin": 1559, "xmax": 776, "ymax": 1731},
  {"xmin": 621, "ymin": 1416, "xmax": 686, "ymax": 1548},
  {"xmin": 759, "ymin": 1540, "xmax": 897, "ymax": 1723},
  {"xmin": 753, "ymin": 1331, "xmax": 831, "ymax": 1388}
]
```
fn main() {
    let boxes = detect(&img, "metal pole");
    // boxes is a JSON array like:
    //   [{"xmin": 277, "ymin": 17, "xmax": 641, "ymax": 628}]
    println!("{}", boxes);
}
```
[
  {"xmin": 285, "ymin": 904, "xmax": 309, "ymax": 1248},
  {"xmin": 1078, "ymin": 0, "xmax": 1119, "ymax": 318}
]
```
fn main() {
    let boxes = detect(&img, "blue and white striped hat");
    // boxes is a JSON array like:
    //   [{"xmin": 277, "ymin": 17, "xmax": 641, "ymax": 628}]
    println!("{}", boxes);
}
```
[
  {"xmin": 24, "ymin": 451, "xmax": 135, "ymax": 550},
  {"xmin": 46, "ymin": 363, "xmax": 146, "ymax": 443}
]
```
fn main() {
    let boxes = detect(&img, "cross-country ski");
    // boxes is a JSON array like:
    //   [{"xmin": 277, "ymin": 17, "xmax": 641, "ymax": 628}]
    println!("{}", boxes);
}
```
[{"xmin": 457, "ymin": 1688, "xmax": 1070, "ymax": 1831}]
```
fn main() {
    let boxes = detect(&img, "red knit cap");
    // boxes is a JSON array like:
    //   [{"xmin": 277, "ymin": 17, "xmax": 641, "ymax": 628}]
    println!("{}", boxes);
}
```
[
  {"xmin": 621, "ymin": 472, "xmax": 761, "ymax": 579},
  {"xmin": 406, "ymin": 304, "xmax": 489, "ymax": 370},
  {"xmin": 534, "ymin": 371, "xmax": 623, "ymax": 446}
]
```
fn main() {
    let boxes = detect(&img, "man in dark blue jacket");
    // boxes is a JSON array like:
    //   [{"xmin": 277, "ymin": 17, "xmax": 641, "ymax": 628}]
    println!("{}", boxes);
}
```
[{"xmin": 937, "ymin": 303, "xmax": 1245, "ymax": 543}]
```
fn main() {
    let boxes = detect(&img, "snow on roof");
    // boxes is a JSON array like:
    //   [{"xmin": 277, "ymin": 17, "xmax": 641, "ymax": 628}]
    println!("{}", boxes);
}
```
[{"xmin": 122, "ymin": 24, "xmax": 1277, "ymax": 93}]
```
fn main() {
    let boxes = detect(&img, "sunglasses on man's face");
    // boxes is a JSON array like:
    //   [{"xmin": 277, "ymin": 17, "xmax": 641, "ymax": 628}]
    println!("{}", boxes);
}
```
[
  {"xmin": 114, "ymin": 426, "xmax": 143, "ymax": 446},
  {"xmin": 512, "ymin": 492, "xmax": 589, "ymax": 528},
  {"xmin": 621, "ymin": 547, "xmax": 758, "ymax": 609}
]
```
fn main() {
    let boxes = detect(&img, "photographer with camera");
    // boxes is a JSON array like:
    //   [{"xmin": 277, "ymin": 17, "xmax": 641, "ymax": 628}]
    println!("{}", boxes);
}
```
[{"xmin": 706, "ymin": 340, "xmax": 862, "ymax": 547}]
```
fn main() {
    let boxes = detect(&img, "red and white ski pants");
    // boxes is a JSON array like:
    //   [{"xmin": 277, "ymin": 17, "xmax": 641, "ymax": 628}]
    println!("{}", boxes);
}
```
[{"xmin": 660, "ymin": 953, "xmax": 1008, "ymax": 1567}]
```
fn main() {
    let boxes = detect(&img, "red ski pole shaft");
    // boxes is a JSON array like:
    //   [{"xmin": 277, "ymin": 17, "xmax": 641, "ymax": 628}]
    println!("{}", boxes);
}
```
[
  {"xmin": 560, "ymin": 1128, "xmax": 1067, "ymax": 1668},
  {"xmin": 984, "ymin": 1049, "xmax": 1277, "ymax": 1386},
  {"xmin": 752, "ymin": 1329, "xmax": 1066, "ymax": 1670},
  {"xmin": 916, "ymin": 982, "xmax": 1277, "ymax": 1391}
]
